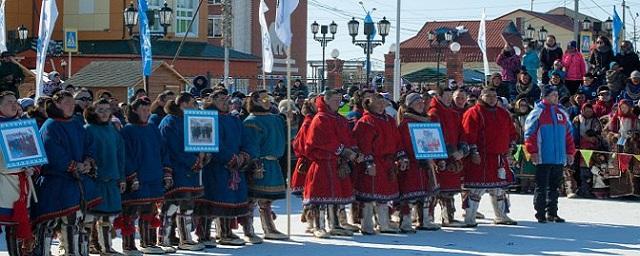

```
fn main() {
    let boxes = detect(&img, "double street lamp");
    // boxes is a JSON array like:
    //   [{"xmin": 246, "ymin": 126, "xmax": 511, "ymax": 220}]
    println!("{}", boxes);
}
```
[
  {"xmin": 311, "ymin": 21, "xmax": 337, "ymax": 92},
  {"xmin": 348, "ymin": 16, "xmax": 391, "ymax": 86},
  {"xmin": 427, "ymin": 30, "xmax": 459, "ymax": 87},
  {"xmin": 124, "ymin": 1, "xmax": 173, "ymax": 37},
  {"xmin": 524, "ymin": 24, "xmax": 548, "ymax": 47}
]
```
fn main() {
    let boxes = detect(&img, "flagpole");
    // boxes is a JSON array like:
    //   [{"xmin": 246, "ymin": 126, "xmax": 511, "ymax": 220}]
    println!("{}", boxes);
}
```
[{"xmin": 286, "ymin": 46, "xmax": 292, "ymax": 238}]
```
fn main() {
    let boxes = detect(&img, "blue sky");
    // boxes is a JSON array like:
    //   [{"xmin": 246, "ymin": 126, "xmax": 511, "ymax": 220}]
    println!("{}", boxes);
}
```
[{"xmin": 305, "ymin": 0, "xmax": 630, "ymax": 69}]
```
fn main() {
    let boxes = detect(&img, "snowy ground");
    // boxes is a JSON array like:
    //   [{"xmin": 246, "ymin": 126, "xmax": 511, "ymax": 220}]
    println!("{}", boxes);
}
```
[{"xmin": 1, "ymin": 194, "xmax": 639, "ymax": 256}]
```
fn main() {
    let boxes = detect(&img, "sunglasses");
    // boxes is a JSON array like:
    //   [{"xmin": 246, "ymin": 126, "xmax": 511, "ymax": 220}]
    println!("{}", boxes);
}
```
[
  {"xmin": 95, "ymin": 108, "xmax": 111, "ymax": 114},
  {"xmin": 598, "ymin": 92, "xmax": 610, "ymax": 96}
]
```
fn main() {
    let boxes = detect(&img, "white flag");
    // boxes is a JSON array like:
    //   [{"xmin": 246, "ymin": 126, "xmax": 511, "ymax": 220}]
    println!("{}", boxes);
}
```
[
  {"xmin": 35, "ymin": 0, "xmax": 59, "ymax": 99},
  {"xmin": 477, "ymin": 9, "xmax": 490, "ymax": 81},
  {"xmin": 0, "ymin": 0, "xmax": 6, "ymax": 53},
  {"xmin": 275, "ymin": 0, "xmax": 299, "ymax": 48},
  {"xmin": 259, "ymin": 0, "xmax": 273, "ymax": 73}
]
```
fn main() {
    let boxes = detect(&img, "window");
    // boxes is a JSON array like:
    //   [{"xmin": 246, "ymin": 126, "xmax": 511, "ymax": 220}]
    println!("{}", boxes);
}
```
[
  {"xmin": 207, "ymin": 16, "xmax": 223, "ymax": 38},
  {"xmin": 208, "ymin": 0, "xmax": 222, "ymax": 4},
  {"xmin": 175, "ymin": 0, "xmax": 199, "ymax": 37}
]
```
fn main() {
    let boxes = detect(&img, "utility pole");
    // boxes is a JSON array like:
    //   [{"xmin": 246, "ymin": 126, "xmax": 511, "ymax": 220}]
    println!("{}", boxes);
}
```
[
  {"xmin": 530, "ymin": 0, "xmax": 534, "ymax": 11},
  {"xmin": 393, "ymin": 0, "xmax": 401, "ymax": 101},
  {"xmin": 223, "ymin": 0, "xmax": 232, "ymax": 88},
  {"xmin": 623, "ymin": 0, "xmax": 627, "ymax": 40},
  {"xmin": 573, "ymin": 0, "xmax": 579, "ymax": 46}
]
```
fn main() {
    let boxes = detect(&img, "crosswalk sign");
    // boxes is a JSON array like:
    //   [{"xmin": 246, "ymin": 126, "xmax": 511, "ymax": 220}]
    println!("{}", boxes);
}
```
[{"xmin": 64, "ymin": 29, "xmax": 78, "ymax": 53}]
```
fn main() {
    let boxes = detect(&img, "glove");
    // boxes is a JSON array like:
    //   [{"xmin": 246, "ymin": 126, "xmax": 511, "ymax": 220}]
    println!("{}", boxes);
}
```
[
  {"xmin": 338, "ymin": 159, "xmax": 351, "ymax": 178},
  {"xmin": 341, "ymin": 148, "xmax": 358, "ymax": 162},
  {"xmin": 119, "ymin": 181, "xmax": 127, "ymax": 193},
  {"xmin": 365, "ymin": 164, "xmax": 376, "ymax": 176},
  {"xmin": 471, "ymin": 153, "xmax": 481, "ymax": 165},
  {"xmin": 130, "ymin": 177, "xmax": 140, "ymax": 191},
  {"xmin": 163, "ymin": 175, "xmax": 174, "ymax": 190}
]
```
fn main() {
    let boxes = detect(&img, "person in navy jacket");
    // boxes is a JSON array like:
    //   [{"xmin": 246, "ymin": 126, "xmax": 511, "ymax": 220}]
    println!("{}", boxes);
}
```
[{"xmin": 524, "ymin": 85, "xmax": 576, "ymax": 223}]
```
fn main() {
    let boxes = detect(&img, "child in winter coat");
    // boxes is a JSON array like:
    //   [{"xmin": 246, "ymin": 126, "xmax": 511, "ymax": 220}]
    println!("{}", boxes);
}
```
[
  {"xmin": 607, "ymin": 62, "xmax": 627, "ymax": 99},
  {"xmin": 590, "ymin": 153, "xmax": 609, "ymax": 199}
]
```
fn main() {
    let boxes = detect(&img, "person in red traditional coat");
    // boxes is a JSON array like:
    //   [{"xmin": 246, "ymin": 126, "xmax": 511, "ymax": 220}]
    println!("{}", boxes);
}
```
[
  {"xmin": 461, "ymin": 88, "xmax": 519, "ymax": 227},
  {"xmin": 397, "ymin": 93, "xmax": 440, "ymax": 232},
  {"xmin": 290, "ymin": 96, "xmax": 316, "ymax": 233},
  {"xmin": 303, "ymin": 90, "xmax": 365, "ymax": 238},
  {"xmin": 427, "ymin": 87, "xmax": 468, "ymax": 227},
  {"xmin": 353, "ymin": 93, "xmax": 409, "ymax": 235}
]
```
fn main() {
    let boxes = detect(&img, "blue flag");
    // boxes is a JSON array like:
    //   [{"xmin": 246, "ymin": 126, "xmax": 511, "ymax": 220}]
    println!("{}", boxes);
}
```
[
  {"xmin": 364, "ymin": 12, "xmax": 376, "ymax": 40},
  {"xmin": 612, "ymin": 7, "xmax": 623, "ymax": 55},
  {"xmin": 138, "ymin": 0, "xmax": 152, "ymax": 76}
]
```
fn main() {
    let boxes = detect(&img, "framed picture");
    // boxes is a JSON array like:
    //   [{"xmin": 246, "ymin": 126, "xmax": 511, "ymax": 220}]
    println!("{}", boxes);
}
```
[
  {"xmin": 0, "ymin": 119, "xmax": 48, "ymax": 169},
  {"xmin": 408, "ymin": 122, "xmax": 448, "ymax": 160},
  {"xmin": 183, "ymin": 109, "xmax": 219, "ymax": 152}
]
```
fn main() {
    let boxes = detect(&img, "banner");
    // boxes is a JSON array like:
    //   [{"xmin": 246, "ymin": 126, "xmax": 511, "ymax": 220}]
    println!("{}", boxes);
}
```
[
  {"xmin": 579, "ymin": 149, "xmax": 594, "ymax": 167},
  {"xmin": 364, "ymin": 12, "xmax": 376, "ymax": 40},
  {"xmin": 477, "ymin": 9, "xmax": 490, "ymax": 79},
  {"xmin": 612, "ymin": 7, "xmax": 623, "ymax": 55},
  {"xmin": 275, "ymin": 0, "xmax": 299, "ymax": 47},
  {"xmin": 0, "ymin": 0, "xmax": 6, "ymax": 53},
  {"xmin": 259, "ymin": 0, "xmax": 273, "ymax": 73},
  {"xmin": 35, "ymin": 0, "xmax": 59, "ymax": 99},
  {"xmin": 138, "ymin": 0, "xmax": 152, "ymax": 76}
]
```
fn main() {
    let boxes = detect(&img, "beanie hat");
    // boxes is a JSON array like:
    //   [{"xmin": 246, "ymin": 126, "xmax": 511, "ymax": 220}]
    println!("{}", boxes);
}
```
[
  {"xmin": 17, "ymin": 98, "xmax": 34, "ymax": 110},
  {"xmin": 405, "ymin": 93, "xmax": 423, "ymax": 107},
  {"xmin": 610, "ymin": 61, "xmax": 619, "ymax": 70},
  {"xmin": 597, "ymin": 86, "xmax": 610, "ymax": 94},
  {"xmin": 567, "ymin": 40, "xmax": 577, "ymax": 49},
  {"xmin": 631, "ymin": 70, "xmax": 640, "ymax": 79},
  {"xmin": 540, "ymin": 84, "xmax": 558, "ymax": 97}
]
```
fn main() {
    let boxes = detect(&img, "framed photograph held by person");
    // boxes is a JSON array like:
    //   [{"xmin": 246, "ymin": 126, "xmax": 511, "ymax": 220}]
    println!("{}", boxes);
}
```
[
  {"xmin": 408, "ymin": 122, "xmax": 448, "ymax": 160},
  {"xmin": 183, "ymin": 109, "xmax": 219, "ymax": 152},
  {"xmin": 0, "ymin": 119, "xmax": 48, "ymax": 169}
]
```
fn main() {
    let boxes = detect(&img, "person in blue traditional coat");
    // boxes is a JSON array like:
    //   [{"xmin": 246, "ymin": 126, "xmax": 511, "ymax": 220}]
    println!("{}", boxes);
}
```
[
  {"xmin": 0, "ymin": 91, "xmax": 38, "ymax": 256},
  {"xmin": 241, "ymin": 90, "xmax": 288, "ymax": 241},
  {"xmin": 118, "ymin": 97, "xmax": 173, "ymax": 255},
  {"xmin": 148, "ymin": 90, "xmax": 176, "ymax": 128},
  {"xmin": 83, "ymin": 98, "xmax": 126, "ymax": 255},
  {"xmin": 158, "ymin": 92, "xmax": 208, "ymax": 251},
  {"xmin": 32, "ymin": 90, "xmax": 101, "ymax": 256},
  {"xmin": 72, "ymin": 88, "xmax": 93, "ymax": 125},
  {"xmin": 194, "ymin": 89, "xmax": 250, "ymax": 246}
]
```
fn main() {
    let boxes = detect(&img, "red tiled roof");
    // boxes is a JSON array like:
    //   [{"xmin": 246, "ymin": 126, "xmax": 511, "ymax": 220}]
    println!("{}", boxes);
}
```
[
  {"xmin": 495, "ymin": 9, "xmax": 575, "ymax": 31},
  {"xmin": 399, "ymin": 20, "xmax": 522, "ymax": 63}
]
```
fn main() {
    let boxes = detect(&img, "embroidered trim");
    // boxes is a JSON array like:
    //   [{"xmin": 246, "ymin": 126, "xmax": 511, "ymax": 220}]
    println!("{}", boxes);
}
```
[
  {"xmin": 398, "ymin": 189, "xmax": 440, "ymax": 201},
  {"xmin": 32, "ymin": 198, "xmax": 101, "ymax": 224},
  {"xmin": 302, "ymin": 196, "xmax": 355, "ymax": 205},
  {"xmin": 463, "ymin": 181, "xmax": 515, "ymax": 189},
  {"xmin": 355, "ymin": 191, "xmax": 399, "ymax": 202},
  {"xmin": 122, "ymin": 197, "xmax": 164, "ymax": 206},
  {"xmin": 335, "ymin": 144, "xmax": 345, "ymax": 155}
]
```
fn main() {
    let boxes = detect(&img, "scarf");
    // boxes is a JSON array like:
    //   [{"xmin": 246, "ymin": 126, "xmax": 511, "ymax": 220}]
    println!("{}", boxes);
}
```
[
  {"xmin": 516, "ymin": 82, "xmax": 534, "ymax": 95},
  {"xmin": 544, "ymin": 43, "xmax": 558, "ymax": 51}
]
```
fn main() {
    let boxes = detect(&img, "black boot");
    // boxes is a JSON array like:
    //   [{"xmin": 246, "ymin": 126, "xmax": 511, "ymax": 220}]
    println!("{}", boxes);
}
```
[
  {"xmin": 546, "ymin": 214, "xmax": 565, "ymax": 223},
  {"xmin": 5, "ymin": 225, "xmax": 19, "ymax": 256}
]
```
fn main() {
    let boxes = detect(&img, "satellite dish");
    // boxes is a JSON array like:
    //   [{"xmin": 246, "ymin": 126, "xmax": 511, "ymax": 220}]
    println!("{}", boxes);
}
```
[
  {"xmin": 449, "ymin": 42, "xmax": 461, "ymax": 53},
  {"xmin": 330, "ymin": 49, "xmax": 340, "ymax": 58},
  {"xmin": 514, "ymin": 46, "xmax": 522, "ymax": 56}
]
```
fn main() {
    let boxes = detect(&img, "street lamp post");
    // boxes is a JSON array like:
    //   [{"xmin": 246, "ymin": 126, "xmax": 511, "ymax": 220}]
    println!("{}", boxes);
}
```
[
  {"xmin": 427, "ymin": 30, "xmax": 453, "ymax": 87},
  {"xmin": 159, "ymin": 1, "xmax": 174, "ymax": 37},
  {"xmin": 17, "ymin": 25, "xmax": 29, "ymax": 46},
  {"xmin": 348, "ymin": 16, "xmax": 391, "ymax": 87},
  {"xmin": 311, "ymin": 21, "xmax": 337, "ymax": 92},
  {"xmin": 123, "ymin": 2, "xmax": 139, "ymax": 36}
]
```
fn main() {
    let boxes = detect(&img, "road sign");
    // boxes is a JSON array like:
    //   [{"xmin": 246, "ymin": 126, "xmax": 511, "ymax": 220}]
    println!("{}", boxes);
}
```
[{"xmin": 64, "ymin": 29, "xmax": 78, "ymax": 53}]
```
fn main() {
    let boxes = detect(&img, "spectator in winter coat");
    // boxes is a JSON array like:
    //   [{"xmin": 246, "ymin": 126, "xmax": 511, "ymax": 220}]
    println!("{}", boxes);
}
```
[
  {"xmin": 496, "ymin": 44, "xmax": 522, "ymax": 94},
  {"xmin": 617, "ymin": 70, "xmax": 640, "ymax": 104},
  {"xmin": 515, "ymin": 71, "xmax": 540, "ymax": 104},
  {"xmin": 567, "ymin": 92, "xmax": 586, "ymax": 120},
  {"xmin": 524, "ymin": 84, "xmax": 575, "ymax": 223},
  {"xmin": 593, "ymin": 86, "xmax": 614, "ymax": 118},
  {"xmin": 589, "ymin": 36, "xmax": 615, "ymax": 84},
  {"xmin": 549, "ymin": 71, "xmax": 571, "ymax": 100},
  {"xmin": 579, "ymin": 73, "xmax": 600, "ymax": 101},
  {"xmin": 572, "ymin": 103, "xmax": 605, "ymax": 198},
  {"xmin": 539, "ymin": 35, "xmax": 563, "ymax": 85},
  {"xmin": 488, "ymin": 72, "xmax": 512, "ymax": 100},
  {"xmin": 562, "ymin": 41, "xmax": 587, "ymax": 95},
  {"xmin": 522, "ymin": 41, "xmax": 541, "ymax": 85},
  {"xmin": 606, "ymin": 62, "xmax": 627, "ymax": 99},
  {"xmin": 615, "ymin": 40, "xmax": 640, "ymax": 77}
]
